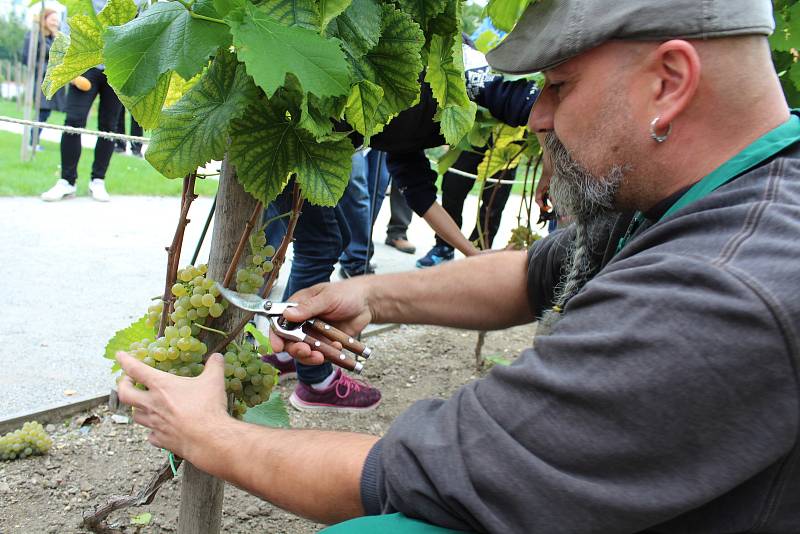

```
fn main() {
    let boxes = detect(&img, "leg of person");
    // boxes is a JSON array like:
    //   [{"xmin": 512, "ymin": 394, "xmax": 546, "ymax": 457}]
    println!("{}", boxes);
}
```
[
  {"xmin": 385, "ymin": 178, "xmax": 416, "ymax": 253},
  {"xmin": 114, "ymin": 107, "xmax": 127, "ymax": 153},
  {"xmin": 88, "ymin": 70, "xmax": 123, "ymax": 202},
  {"xmin": 338, "ymin": 151, "xmax": 374, "ymax": 278},
  {"xmin": 469, "ymin": 178, "xmax": 513, "ymax": 248},
  {"xmin": 416, "ymin": 167, "xmax": 473, "ymax": 267},
  {"xmin": 31, "ymin": 108, "xmax": 51, "ymax": 149},
  {"xmin": 42, "ymin": 70, "xmax": 99, "ymax": 201},
  {"xmin": 130, "ymin": 115, "xmax": 143, "ymax": 156},
  {"xmin": 284, "ymin": 201, "xmax": 380, "ymax": 412}
]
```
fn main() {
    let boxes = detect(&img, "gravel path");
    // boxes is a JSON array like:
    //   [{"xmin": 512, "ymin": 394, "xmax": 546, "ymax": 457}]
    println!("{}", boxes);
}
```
[{"xmin": 1, "ymin": 192, "xmax": 532, "ymax": 419}]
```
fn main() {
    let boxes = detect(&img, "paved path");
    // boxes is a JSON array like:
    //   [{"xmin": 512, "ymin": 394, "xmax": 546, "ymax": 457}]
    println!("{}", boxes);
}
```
[{"xmin": 0, "ymin": 183, "xmax": 538, "ymax": 419}]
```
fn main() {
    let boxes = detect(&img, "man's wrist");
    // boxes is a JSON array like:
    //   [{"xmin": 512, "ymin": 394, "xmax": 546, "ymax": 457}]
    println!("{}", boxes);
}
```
[{"xmin": 182, "ymin": 411, "xmax": 239, "ymax": 471}]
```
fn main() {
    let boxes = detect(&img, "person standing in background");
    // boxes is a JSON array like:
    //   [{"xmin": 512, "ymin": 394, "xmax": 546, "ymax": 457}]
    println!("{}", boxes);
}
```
[
  {"xmin": 40, "ymin": 0, "xmax": 122, "ymax": 203},
  {"xmin": 21, "ymin": 9, "xmax": 67, "ymax": 152},
  {"xmin": 114, "ymin": 108, "xmax": 144, "ymax": 157}
]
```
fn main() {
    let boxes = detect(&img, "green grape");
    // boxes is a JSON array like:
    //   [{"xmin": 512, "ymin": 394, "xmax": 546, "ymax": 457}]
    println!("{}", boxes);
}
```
[
  {"xmin": 263, "ymin": 245, "xmax": 275, "ymax": 257},
  {"xmin": 250, "ymin": 374, "xmax": 262, "ymax": 386},
  {"xmin": 177, "ymin": 337, "xmax": 192, "ymax": 351},
  {"xmin": 246, "ymin": 363, "xmax": 261, "ymax": 376},
  {"xmin": 171, "ymin": 283, "xmax": 187, "ymax": 297},
  {"xmin": 178, "ymin": 326, "xmax": 192, "ymax": 338},
  {"xmin": 164, "ymin": 326, "xmax": 178, "ymax": 339},
  {"xmin": 229, "ymin": 378, "xmax": 242, "ymax": 391},
  {"xmin": 179, "ymin": 269, "xmax": 194, "ymax": 282},
  {"xmin": 196, "ymin": 306, "xmax": 210, "ymax": 318},
  {"xmin": 224, "ymin": 352, "xmax": 237, "ymax": 364},
  {"xmin": 224, "ymin": 364, "xmax": 234, "ymax": 377},
  {"xmin": 234, "ymin": 367, "xmax": 247, "ymax": 380},
  {"xmin": 190, "ymin": 363, "xmax": 204, "ymax": 376},
  {"xmin": 262, "ymin": 260, "xmax": 274, "ymax": 273},
  {"xmin": 201, "ymin": 293, "xmax": 216, "ymax": 307},
  {"xmin": 209, "ymin": 303, "xmax": 224, "ymax": 318}
]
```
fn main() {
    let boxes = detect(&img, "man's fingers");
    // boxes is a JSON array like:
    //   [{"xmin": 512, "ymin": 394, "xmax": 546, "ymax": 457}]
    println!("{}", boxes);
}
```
[
  {"xmin": 117, "ymin": 352, "xmax": 161, "ymax": 387},
  {"xmin": 117, "ymin": 374, "xmax": 150, "ymax": 410},
  {"xmin": 283, "ymin": 284, "xmax": 329, "ymax": 322}
]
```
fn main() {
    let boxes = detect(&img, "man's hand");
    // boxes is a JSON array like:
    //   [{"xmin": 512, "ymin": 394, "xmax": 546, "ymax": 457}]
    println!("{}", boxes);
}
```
[
  {"xmin": 116, "ymin": 352, "xmax": 229, "ymax": 459},
  {"xmin": 271, "ymin": 279, "xmax": 373, "ymax": 365}
]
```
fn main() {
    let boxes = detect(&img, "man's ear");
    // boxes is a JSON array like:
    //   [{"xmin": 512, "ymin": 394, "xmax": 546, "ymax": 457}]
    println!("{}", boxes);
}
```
[{"xmin": 647, "ymin": 40, "xmax": 701, "ymax": 126}]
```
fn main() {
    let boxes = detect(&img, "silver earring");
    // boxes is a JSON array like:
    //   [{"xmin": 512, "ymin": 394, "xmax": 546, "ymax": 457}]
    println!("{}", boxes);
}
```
[{"xmin": 650, "ymin": 116, "xmax": 672, "ymax": 143}]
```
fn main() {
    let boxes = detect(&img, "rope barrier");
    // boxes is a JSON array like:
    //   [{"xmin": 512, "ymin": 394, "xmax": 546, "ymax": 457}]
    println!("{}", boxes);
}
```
[
  {"xmin": 0, "ymin": 115, "xmax": 150, "ymax": 144},
  {"xmin": 440, "ymin": 165, "xmax": 525, "ymax": 185}
]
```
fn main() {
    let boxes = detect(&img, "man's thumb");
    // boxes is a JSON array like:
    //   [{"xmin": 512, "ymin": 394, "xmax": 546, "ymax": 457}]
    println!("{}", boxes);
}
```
[{"xmin": 202, "ymin": 353, "xmax": 225, "ymax": 381}]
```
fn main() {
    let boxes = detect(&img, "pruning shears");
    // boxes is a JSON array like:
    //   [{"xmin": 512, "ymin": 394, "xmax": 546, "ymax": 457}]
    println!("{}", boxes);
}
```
[{"xmin": 216, "ymin": 285, "xmax": 370, "ymax": 374}]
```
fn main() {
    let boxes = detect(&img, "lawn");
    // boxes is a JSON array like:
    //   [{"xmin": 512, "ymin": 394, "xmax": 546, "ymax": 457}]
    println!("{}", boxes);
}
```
[{"xmin": 0, "ymin": 130, "xmax": 218, "ymax": 197}]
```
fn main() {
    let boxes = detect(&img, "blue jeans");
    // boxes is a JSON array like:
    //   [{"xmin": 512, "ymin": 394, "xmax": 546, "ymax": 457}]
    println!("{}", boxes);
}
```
[
  {"xmin": 263, "ymin": 180, "xmax": 351, "ymax": 384},
  {"xmin": 339, "ymin": 150, "xmax": 391, "ymax": 272}
]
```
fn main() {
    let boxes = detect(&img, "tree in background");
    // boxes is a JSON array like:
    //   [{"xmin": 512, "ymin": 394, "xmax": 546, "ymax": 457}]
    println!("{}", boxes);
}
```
[{"xmin": 0, "ymin": 15, "xmax": 26, "ymax": 62}]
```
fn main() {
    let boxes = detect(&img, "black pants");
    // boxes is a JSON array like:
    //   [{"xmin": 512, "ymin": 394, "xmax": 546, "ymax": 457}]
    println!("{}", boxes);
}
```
[
  {"xmin": 436, "ymin": 151, "xmax": 513, "ymax": 249},
  {"xmin": 30, "ymin": 108, "xmax": 51, "ymax": 145},
  {"xmin": 61, "ymin": 68, "xmax": 123, "ymax": 184},
  {"xmin": 386, "ymin": 179, "xmax": 413, "ymax": 239},
  {"xmin": 115, "ymin": 108, "xmax": 143, "ymax": 153}
]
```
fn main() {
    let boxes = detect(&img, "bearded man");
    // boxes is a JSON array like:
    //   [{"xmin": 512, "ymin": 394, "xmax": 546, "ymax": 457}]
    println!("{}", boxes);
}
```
[{"xmin": 118, "ymin": 0, "xmax": 800, "ymax": 532}]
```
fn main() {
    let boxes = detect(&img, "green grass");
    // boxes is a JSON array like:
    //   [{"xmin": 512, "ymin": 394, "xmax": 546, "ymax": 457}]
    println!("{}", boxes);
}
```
[
  {"xmin": 0, "ymin": 98, "xmax": 92, "ymax": 126},
  {"xmin": 0, "ymin": 130, "xmax": 218, "ymax": 197}
]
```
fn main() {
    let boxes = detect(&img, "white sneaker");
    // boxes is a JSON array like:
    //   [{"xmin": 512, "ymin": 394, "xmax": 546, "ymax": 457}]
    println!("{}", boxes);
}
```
[
  {"xmin": 40, "ymin": 179, "xmax": 76, "ymax": 202},
  {"xmin": 89, "ymin": 179, "xmax": 110, "ymax": 202}
]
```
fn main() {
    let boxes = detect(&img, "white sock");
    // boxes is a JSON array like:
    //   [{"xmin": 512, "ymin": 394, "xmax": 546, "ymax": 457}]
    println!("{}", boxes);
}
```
[
  {"xmin": 311, "ymin": 370, "xmax": 338, "ymax": 390},
  {"xmin": 275, "ymin": 351, "xmax": 293, "ymax": 363}
]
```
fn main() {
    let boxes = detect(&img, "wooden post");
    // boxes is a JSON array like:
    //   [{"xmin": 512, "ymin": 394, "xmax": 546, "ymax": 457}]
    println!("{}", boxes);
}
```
[{"xmin": 176, "ymin": 157, "xmax": 260, "ymax": 534}]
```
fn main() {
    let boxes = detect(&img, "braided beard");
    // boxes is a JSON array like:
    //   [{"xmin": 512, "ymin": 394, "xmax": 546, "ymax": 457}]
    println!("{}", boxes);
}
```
[{"xmin": 536, "ymin": 133, "xmax": 625, "ymax": 337}]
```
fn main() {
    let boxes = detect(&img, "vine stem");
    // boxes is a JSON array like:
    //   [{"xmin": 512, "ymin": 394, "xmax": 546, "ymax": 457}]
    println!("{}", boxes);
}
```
[
  {"xmin": 473, "ymin": 125, "xmax": 502, "ymax": 249},
  {"xmin": 157, "ymin": 174, "xmax": 197, "ymax": 338},
  {"xmin": 82, "ymin": 459, "xmax": 182, "ymax": 532},
  {"xmin": 210, "ymin": 181, "xmax": 305, "ymax": 355},
  {"xmin": 221, "ymin": 201, "xmax": 263, "ymax": 289}
]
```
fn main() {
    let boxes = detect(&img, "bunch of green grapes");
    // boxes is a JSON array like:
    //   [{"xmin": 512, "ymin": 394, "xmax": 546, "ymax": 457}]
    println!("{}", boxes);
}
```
[
  {"xmin": 128, "ymin": 264, "xmax": 224, "ymax": 378},
  {"xmin": 223, "ymin": 340, "xmax": 279, "ymax": 408},
  {"xmin": 1, "ymin": 421, "xmax": 52, "ymax": 461},
  {"xmin": 506, "ymin": 225, "xmax": 542, "ymax": 250},
  {"xmin": 235, "ymin": 231, "xmax": 276, "ymax": 295},
  {"xmin": 126, "ymin": 264, "xmax": 277, "ymax": 415}
]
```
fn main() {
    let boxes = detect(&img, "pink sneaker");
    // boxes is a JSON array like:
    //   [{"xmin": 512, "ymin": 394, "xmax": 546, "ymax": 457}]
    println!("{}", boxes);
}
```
[
  {"xmin": 289, "ymin": 369, "xmax": 381, "ymax": 413},
  {"xmin": 261, "ymin": 353, "xmax": 297, "ymax": 382}
]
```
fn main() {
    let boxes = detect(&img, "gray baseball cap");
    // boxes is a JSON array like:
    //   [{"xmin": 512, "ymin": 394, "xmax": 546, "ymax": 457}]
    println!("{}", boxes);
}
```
[{"xmin": 486, "ymin": 0, "xmax": 776, "ymax": 74}]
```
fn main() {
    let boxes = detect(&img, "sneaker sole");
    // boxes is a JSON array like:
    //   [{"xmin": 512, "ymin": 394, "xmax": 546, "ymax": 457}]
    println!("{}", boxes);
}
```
[
  {"xmin": 288, "ymin": 392, "xmax": 381, "ymax": 413},
  {"xmin": 41, "ymin": 193, "xmax": 76, "ymax": 202}
]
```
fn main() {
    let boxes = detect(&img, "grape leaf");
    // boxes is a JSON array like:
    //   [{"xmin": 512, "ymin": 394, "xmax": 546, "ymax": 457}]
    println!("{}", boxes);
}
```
[
  {"xmin": 130, "ymin": 512, "xmax": 152, "ymax": 526},
  {"xmin": 396, "ymin": 0, "xmax": 447, "ymax": 33},
  {"xmin": 229, "ymin": 99, "xmax": 353, "ymax": 206},
  {"xmin": 243, "ymin": 323, "xmax": 272, "ymax": 354},
  {"xmin": 145, "ymin": 51, "xmax": 258, "ymax": 179},
  {"xmin": 359, "ymin": 4, "xmax": 425, "ymax": 119},
  {"xmin": 42, "ymin": 0, "xmax": 139, "ymax": 98},
  {"xmin": 426, "ymin": 34, "xmax": 470, "ymax": 109},
  {"xmin": 477, "ymin": 142, "xmax": 524, "ymax": 180},
  {"xmin": 243, "ymin": 391, "xmax": 291, "ymax": 428},
  {"xmin": 104, "ymin": 315, "xmax": 155, "ymax": 372},
  {"xmin": 42, "ymin": 18, "xmax": 102, "ymax": 98},
  {"xmin": 435, "ymin": 102, "xmax": 477, "ymax": 146},
  {"xmin": 484, "ymin": 0, "xmax": 531, "ymax": 33},
  {"xmin": 97, "ymin": 0, "xmax": 137, "ymax": 27},
  {"xmin": 118, "ymin": 71, "xmax": 171, "ymax": 130},
  {"xmin": 227, "ymin": 3, "xmax": 351, "ymax": 99},
  {"xmin": 259, "ymin": 0, "xmax": 320, "ymax": 30},
  {"xmin": 104, "ymin": 2, "xmax": 231, "ymax": 97},
  {"xmin": 164, "ymin": 71, "xmax": 202, "ymax": 109},
  {"xmin": 326, "ymin": 0, "xmax": 382, "ymax": 59},
  {"xmin": 212, "ymin": 0, "xmax": 244, "ymax": 18},
  {"xmin": 345, "ymin": 80, "xmax": 385, "ymax": 142},
  {"xmin": 318, "ymin": 0, "xmax": 352, "ymax": 31},
  {"xmin": 57, "ymin": 0, "xmax": 97, "ymax": 19}
]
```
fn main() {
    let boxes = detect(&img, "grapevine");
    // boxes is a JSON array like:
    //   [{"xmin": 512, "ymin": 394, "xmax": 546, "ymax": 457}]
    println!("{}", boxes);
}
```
[{"xmin": 0, "ymin": 421, "xmax": 52, "ymax": 461}]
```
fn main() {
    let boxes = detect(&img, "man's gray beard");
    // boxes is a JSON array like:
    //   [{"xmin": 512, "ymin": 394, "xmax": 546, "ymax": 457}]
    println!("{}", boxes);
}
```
[
  {"xmin": 536, "ymin": 133, "xmax": 625, "ymax": 338},
  {"xmin": 544, "ymin": 132, "xmax": 625, "ymax": 223}
]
